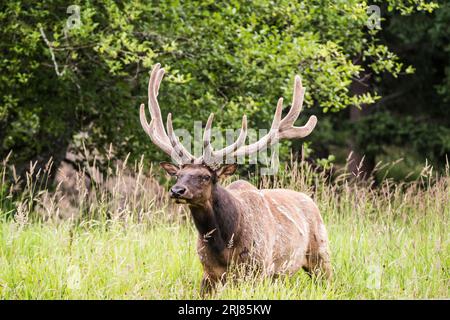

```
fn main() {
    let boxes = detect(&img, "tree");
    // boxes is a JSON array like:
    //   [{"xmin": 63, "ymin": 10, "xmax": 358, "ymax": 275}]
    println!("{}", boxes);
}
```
[
  {"xmin": 0, "ymin": 0, "xmax": 439, "ymax": 179},
  {"xmin": 347, "ymin": 0, "xmax": 449, "ymax": 176}
]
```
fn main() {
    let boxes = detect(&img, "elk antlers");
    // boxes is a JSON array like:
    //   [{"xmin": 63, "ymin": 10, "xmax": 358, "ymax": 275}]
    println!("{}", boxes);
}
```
[
  {"xmin": 140, "ymin": 63, "xmax": 317, "ymax": 168},
  {"xmin": 139, "ymin": 64, "xmax": 195, "ymax": 164}
]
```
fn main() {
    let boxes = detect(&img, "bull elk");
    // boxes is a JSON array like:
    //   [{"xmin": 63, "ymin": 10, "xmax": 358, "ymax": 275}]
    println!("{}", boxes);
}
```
[{"xmin": 140, "ymin": 63, "xmax": 331, "ymax": 295}]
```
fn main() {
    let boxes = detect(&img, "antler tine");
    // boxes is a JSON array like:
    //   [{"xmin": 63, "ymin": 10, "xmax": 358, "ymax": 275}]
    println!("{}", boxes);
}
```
[
  {"xmin": 166, "ymin": 113, "xmax": 195, "ymax": 163},
  {"xmin": 278, "ymin": 75, "xmax": 317, "ymax": 139},
  {"xmin": 147, "ymin": 67, "xmax": 164, "ymax": 134},
  {"xmin": 280, "ymin": 75, "xmax": 304, "ymax": 128},
  {"xmin": 140, "ymin": 103, "xmax": 175, "ymax": 157},
  {"xmin": 271, "ymin": 98, "xmax": 283, "ymax": 130},
  {"xmin": 208, "ymin": 115, "xmax": 248, "ymax": 165},
  {"xmin": 140, "ymin": 63, "xmax": 193, "ymax": 165},
  {"xmin": 279, "ymin": 115, "xmax": 317, "ymax": 139},
  {"xmin": 154, "ymin": 67, "xmax": 165, "ymax": 97},
  {"xmin": 200, "ymin": 113, "xmax": 215, "ymax": 164},
  {"xmin": 147, "ymin": 64, "xmax": 170, "ymax": 145},
  {"xmin": 140, "ymin": 103, "xmax": 152, "ymax": 135}
]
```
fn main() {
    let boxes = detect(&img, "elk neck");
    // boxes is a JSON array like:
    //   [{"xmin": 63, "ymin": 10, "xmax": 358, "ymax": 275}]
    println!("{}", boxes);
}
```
[{"xmin": 188, "ymin": 184, "xmax": 241, "ymax": 255}]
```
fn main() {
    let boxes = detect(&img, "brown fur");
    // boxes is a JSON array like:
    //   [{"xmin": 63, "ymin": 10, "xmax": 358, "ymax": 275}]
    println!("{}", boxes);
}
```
[
  {"xmin": 161, "ymin": 163, "xmax": 332, "ymax": 295},
  {"xmin": 143, "ymin": 63, "xmax": 329, "ymax": 295}
]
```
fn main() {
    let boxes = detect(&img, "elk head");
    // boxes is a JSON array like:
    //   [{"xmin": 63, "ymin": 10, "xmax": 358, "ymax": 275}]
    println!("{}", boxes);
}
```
[
  {"xmin": 158, "ymin": 162, "xmax": 237, "ymax": 205},
  {"xmin": 140, "ymin": 63, "xmax": 317, "ymax": 205}
]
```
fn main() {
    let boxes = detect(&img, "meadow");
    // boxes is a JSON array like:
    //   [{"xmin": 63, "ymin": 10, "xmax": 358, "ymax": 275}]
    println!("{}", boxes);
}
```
[{"xmin": 0, "ymin": 157, "xmax": 448, "ymax": 299}]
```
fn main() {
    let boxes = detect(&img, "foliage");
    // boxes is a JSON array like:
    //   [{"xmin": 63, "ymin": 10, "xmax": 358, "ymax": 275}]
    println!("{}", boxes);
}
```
[
  {"xmin": 352, "ymin": 112, "xmax": 450, "ymax": 162},
  {"xmin": 350, "ymin": 0, "xmax": 450, "ymax": 167},
  {"xmin": 0, "ymin": 0, "xmax": 438, "ymax": 171}
]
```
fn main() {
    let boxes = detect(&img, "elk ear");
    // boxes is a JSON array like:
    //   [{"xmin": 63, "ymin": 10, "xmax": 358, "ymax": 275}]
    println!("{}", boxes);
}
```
[
  {"xmin": 160, "ymin": 162, "xmax": 179, "ymax": 176},
  {"xmin": 216, "ymin": 163, "xmax": 238, "ymax": 179}
]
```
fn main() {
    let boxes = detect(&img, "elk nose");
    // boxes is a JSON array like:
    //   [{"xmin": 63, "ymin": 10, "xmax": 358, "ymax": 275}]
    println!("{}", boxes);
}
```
[{"xmin": 170, "ymin": 186, "xmax": 186, "ymax": 197}]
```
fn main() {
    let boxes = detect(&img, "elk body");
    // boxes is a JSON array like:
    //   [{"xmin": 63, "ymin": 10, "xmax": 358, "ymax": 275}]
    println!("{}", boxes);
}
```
[{"xmin": 140, "ymin": 64, "xmax": 331, "ymax": 294}]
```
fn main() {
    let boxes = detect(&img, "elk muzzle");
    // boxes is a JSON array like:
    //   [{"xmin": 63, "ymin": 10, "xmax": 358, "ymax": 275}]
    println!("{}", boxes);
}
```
[
  {"xmin": 170, "ymin": 185, "xmax": 186, "ymax": 197},
  {"xmin": 170, "ymin": 185, "xmax": 190, "ymax": 203}
]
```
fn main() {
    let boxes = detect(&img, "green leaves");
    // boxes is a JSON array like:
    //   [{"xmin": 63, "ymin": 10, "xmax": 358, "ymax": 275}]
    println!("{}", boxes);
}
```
[{"xmin": 0, "ymin": 0, "xmax": 440, "ymax": 169}]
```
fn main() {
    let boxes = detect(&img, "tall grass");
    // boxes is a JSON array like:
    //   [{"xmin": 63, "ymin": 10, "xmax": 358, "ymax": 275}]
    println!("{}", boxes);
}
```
[{"xmin": 0, "ymin": 155, "xmax": 448, "ymax": 299}]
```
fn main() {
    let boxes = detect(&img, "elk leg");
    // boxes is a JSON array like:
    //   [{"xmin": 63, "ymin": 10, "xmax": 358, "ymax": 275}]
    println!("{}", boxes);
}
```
[
  {"xmin": 200, "ymin": 274, "xmax": 216, "ymax": 297},
  {"xmin": 303, "ymin": 251, "xmax": 332, "ymax": 281},
  {"xmin": 316, "ymin": 248, "xmax": 332, "ymax": 280}
]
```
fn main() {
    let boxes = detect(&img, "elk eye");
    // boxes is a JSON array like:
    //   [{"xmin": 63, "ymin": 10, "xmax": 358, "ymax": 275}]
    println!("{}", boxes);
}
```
[{"xmin": 202, "ymin": 175, "xmax": 210, "ymax": 181}]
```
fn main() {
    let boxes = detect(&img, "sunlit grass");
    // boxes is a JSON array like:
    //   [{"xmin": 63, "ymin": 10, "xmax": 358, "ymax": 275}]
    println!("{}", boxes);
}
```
[
  {"xmin": 0, "ymin": 157, "xmax": 448, "ymax": 299},
  {"xmin": 0, "ymin": 206, "xmax": 447, "ymax": 299}
]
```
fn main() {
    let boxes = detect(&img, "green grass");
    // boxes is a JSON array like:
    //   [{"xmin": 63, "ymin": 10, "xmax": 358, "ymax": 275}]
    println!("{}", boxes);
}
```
[
  {"xmin": 0, "ymin": 160, "xmax": 448, "ymax": 299},
  {"xmin": 0, "ymin": 205, "xmax": 447, "ymax": 299}
]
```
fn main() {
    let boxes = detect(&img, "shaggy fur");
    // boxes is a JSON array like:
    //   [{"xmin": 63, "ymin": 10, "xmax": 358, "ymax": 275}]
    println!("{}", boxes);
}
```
[
  {"xmin": 144, "ymin": 63, "xmax": 330, "ymax": 295},
  {"xmin": 161, "ymin": 163, "xmax": 331, "ymax": 295}
]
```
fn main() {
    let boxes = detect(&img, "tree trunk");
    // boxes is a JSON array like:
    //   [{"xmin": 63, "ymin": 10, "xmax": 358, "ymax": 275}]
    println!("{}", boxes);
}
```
[{"xmin": 348, "ymin": 70, "xmax": 375, "ymax": 179}]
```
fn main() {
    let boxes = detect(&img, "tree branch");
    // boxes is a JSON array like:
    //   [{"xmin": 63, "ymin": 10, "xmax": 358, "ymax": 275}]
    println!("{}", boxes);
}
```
[{"xmin": 39, "ymin": 26, "xmax": 67, "ymax": 77}]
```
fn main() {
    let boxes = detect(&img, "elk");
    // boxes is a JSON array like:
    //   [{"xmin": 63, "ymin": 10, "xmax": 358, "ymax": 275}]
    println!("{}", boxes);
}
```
[{"xmin": 140, "ymin": 63, "xmax": 331, "ymax": 294}]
